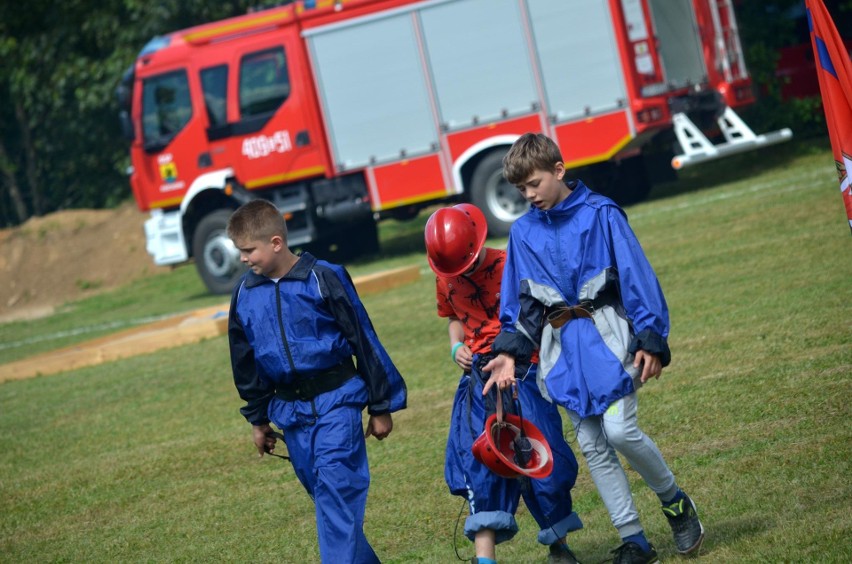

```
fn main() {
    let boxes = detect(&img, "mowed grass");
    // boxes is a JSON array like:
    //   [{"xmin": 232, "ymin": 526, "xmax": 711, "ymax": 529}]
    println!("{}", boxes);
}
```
[{"xmin": 1, "ymin": 138, "xmax": 850, "ymax": 563}]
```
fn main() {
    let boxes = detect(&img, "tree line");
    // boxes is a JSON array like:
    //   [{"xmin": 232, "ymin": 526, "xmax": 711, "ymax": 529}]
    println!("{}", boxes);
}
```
[
  {"xmin": 0, "ymin": 0, "xmax": 259, "ymax": 227},
  {"xmin": 0, "ymin": 0, "xmax": 845, "ymax": 228}
]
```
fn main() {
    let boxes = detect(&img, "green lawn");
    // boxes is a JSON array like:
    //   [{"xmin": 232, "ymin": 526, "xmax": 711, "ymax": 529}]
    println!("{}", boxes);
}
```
[{"xmin": 1, "ymin": 138, "xmax": 850, "ymax": 563}]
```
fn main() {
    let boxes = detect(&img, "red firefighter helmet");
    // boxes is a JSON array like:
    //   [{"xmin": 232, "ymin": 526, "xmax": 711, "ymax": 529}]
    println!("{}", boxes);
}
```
[
  {"xmin": 424, "ymin": 204, "xmax": 488, "ymax": 277},
  {"xmin": 471, "ymin": 412, "xmax": 554, "ymax": 479}
]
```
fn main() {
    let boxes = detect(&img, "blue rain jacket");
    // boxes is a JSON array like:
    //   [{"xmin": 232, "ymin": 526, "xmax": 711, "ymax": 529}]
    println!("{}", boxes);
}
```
[
  {"xmin": 493, "ymin": 181, "xmax": 671, "ymax": 419},
  {"xmin": 228, "ymin": 252, "xmax": 407, "ymax": 425}
]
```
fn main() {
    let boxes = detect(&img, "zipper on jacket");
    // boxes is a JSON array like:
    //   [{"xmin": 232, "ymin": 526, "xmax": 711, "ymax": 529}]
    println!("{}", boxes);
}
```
[
  {"xmin": 549, "ymin": 210, "xmax": 569, "ymax": 301},
  {"xmin": 275, "ymin": 280, "xmax": 299, "ymax": 377}
]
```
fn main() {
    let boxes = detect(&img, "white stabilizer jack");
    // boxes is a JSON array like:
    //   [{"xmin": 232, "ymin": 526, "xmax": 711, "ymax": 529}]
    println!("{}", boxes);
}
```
[{"xmin": 671, "ymin": 107, "xmax": 792, "ymax": 169}]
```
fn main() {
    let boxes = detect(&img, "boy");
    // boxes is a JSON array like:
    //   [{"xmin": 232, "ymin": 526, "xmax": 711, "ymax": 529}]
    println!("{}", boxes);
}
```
[
  {"xmin": 227, "ymin": 199, "xmax": 407, "ymax": 563},
  {"xmin": 426, "ymin": 204, "xmax": 582, "ymax": 564},
  {"xmin": 483, "ymin": 133, "xmax": 705, "ymax": 563}
]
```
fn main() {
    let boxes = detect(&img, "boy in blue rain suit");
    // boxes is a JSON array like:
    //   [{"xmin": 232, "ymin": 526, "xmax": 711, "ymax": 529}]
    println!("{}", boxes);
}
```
[
  {"xmin": 227, "ymin": 199, "xmax": 407, "ymax": 564},
  {"xmin": 484, "ymin": 134, "xmax": 705, "ymax": 564}
]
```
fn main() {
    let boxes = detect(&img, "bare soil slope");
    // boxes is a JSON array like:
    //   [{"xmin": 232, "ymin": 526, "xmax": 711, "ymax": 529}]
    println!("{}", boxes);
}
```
[{"xmin": 0, "ymin": 202, "xmax": 169, "ymax": 323}]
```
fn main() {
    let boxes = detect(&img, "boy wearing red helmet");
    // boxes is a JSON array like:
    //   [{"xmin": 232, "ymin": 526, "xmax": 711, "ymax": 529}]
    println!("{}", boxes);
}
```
[{"xmin": 425, "ymin": 204, "xmax": 582, "ymax": 564}]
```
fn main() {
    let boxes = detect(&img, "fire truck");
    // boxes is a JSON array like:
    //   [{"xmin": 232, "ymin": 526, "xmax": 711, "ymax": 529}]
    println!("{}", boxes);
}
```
[{"xmin": 117, "ymin": 0, "xmax": 791, "ymax": 294}]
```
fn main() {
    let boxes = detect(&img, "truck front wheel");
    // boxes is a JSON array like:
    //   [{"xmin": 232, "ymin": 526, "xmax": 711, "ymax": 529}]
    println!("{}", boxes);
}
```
[
  {"xmin": 192, "ymin": 209, "xmax": 245, "ymax": 294},
  {"xmin": 470, "ymin": 151, "xmax": 527, "ymax": 237}
]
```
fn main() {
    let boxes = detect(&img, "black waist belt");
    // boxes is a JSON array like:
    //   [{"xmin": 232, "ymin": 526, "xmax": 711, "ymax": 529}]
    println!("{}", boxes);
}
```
[{"xmin": 275, "ymin": 360, "xmax": 357, "ymax": 402}]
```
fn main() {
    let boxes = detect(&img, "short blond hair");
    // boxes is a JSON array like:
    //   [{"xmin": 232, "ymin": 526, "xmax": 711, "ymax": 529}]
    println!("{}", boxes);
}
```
[
  {"xmin": 502, "ymin": 133, "xmax": 563, "ymax": 185},
  {"xmin": 226, "ymin": 199, "xmax": 287, "ymax": 243}
]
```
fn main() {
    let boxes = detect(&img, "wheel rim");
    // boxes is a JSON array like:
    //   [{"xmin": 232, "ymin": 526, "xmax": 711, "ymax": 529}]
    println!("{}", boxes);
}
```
[
  {"xmin": 202, "ymin": 230, "xmax": 241, "ymax": 279},
  {"xmin": 484, "ymin": 168, "xmax": 527, "ymax": 223}
]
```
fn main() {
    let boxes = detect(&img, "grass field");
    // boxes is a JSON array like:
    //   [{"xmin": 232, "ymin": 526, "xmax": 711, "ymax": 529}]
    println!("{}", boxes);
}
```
[{"xmin": 1, "ymin": 138, "xmax": 850, "ymax": 563}]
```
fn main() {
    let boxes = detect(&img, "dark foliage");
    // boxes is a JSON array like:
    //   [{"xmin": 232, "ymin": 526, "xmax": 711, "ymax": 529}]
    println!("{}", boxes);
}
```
[
  {"xmin": 0, "ymin": 0, "xmax": 266, "ymax": 227},
  {"xmin": 735, "ymin": 0, "xmax": 852, "ymax": 138}
]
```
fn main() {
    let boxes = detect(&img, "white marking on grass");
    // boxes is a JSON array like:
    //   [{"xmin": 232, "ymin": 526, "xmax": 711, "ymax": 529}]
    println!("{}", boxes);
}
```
[
  {"xmin": 0, "ymin": 313, "xmax": 179, "ymax": 352},
  {"xmin": 630, "ymin": 167, "xmax": 832, "ymax": 221}
]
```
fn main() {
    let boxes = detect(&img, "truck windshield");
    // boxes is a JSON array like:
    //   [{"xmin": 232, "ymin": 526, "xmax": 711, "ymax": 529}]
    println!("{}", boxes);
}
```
[{"xmin": 142, "ymin": 70, "xmax": 192, "ymax": 151}]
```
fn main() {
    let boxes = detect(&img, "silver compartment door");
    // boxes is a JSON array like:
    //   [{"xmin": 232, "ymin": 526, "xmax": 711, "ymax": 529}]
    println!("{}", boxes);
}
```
[
  {"xmin": 307, "ymin": 12, "xmax": 438, "ymax": 170},
  {"xmin": 419, "ymin": 0, "xmax": 538, "ymax": 131},
  {"xmin": 526, "ymin": 0, "xmax": 627, "ymax": 122},
  {"xmin": 647, "ymin": 0, "xmax": 707, "ymax": 88}
]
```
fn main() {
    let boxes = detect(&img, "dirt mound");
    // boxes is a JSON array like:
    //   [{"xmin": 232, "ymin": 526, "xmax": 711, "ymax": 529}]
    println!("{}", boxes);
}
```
[{"xmin": 0, "ymin": 202, "xmax": 170, "ymax": 323}]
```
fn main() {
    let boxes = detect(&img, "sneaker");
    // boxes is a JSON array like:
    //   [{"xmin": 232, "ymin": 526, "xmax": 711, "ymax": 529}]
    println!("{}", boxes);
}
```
[
  {"xmin": 662, "ymin": 493, "xmax": 705, "ymax": 555},
  {"xmin": 611, "ymin": 541, "xmax": 659, "ymax": 564},
  {"xmin": 548, "ymin": 541, "xmax": 580, "ymax": 564}
]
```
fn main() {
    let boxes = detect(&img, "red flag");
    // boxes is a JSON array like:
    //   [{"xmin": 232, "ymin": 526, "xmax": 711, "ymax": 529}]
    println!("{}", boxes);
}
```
[{"xmin": 806, "ymin": 0, "xmax": 852, "ymax": 233}]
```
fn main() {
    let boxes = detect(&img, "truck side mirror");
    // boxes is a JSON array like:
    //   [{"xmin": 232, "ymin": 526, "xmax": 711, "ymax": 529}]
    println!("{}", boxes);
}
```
[{"xmin": 119, "ymin": 110, "xmax": 135, "ymax": 142}]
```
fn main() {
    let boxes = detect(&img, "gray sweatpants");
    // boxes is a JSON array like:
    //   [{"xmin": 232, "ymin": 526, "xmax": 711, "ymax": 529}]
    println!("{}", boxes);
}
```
[{"xmin": 566, "ymin": 392, "xmax": 678, "ymax": 539}]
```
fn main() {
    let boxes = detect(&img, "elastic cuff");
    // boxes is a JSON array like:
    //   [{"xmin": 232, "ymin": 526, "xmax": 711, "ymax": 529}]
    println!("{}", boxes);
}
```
[
  {"xmin": 615, "ymin": 519, "xmax": 644, "ymax": 540},
  {"xmin": 492, "ymin": 331, "xmax": 534, "ymax": 360},
  {"xmin": 628, "ymin": 329, "xmax": 671, "ymax": 366}
]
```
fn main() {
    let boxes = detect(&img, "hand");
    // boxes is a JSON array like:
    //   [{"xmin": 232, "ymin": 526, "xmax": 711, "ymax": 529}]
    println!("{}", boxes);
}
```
[
  {"xmin": 634, "ymin": 350, "xmax": 662, "ymax": 383},
  {"xmin": 453, "ymin": 343, "xmax": 473, "ymax": 371},
  {"xmin": 252, "ymin": 423, "xmax": 277, "ymax": 457},
  {"xmin": 365, "ymin": 413, "xmax": 393, "ymax": 440},
  {"xmin": 481, "ymin": 353, "xmax": 516, "ymax": 395}
]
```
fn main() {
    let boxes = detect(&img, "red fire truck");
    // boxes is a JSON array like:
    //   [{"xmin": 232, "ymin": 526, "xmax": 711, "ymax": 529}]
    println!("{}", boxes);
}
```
[{"xmin": 117, "ymin": 0, "xmax": 791, "ymax": 293}]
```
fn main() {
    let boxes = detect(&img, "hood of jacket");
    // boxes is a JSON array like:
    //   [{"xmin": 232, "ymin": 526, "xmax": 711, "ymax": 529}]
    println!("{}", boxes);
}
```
[{"xmin": 527, "ymin": 180, "xmax": 624, "ymax": 225}]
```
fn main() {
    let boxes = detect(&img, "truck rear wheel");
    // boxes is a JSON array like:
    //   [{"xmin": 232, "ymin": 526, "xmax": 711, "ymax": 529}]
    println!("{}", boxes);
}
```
[
  {"xmin": 470, "ymin": 151, "xmax": 527, "ymax": 237},
  {"xmin": 302, "ymin": 219, "xmax": 380, "ymax": 263},
  {"xmin": 337, "ymin": 219, "xmax": 380, "ymax": 259},
  {"xmin": 580, "ymin": 156, "xmax": 652, "ymax": 207},
  {"xmin": 192, "ymin": 209, "xmax": 245, "ymax": 294},
  {"xmin": 607, "ymin": 155, "xmax": 652, "ymax": 206}
]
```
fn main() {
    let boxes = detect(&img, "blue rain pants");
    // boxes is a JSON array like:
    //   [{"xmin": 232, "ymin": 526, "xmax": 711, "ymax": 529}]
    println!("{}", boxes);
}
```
[
  {"xmin": 444, "ymin": 358, "xmax": 583, "ymax": 545},
  {"xmin": 268, "ymin": 377, "xmax": 380, "ymax": 564}
]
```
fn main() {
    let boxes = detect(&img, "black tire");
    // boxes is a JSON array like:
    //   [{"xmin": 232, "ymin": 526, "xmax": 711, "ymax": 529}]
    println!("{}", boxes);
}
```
[
  {"xmin": 300, "ymin": 219, "xmax": 380, "ymax": 263},
  {"xmin": 192, "ymin": 209, "xmax": 246, "ymax": 294},
  {"xmin": 331, "ymin": 219, "xmax": 380, "ymax": 262},
  {"xmin": 578, "ymin": 156, "xmax": 652, "ymax": 207},
  {"xmin": 470, "ymin": 151, "xmax": 527, "ymax": 237},
  {"xmin": 610, "ymin": 155, "xmax": 652, "ymax": 206},
  {"xmin": 347, "ymin": 219, "xmax": 381, "ymax": 256}
]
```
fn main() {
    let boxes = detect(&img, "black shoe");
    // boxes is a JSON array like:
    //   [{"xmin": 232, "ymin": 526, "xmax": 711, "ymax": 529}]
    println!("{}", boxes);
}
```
[
  {"xmin": 611, "ymin": 541, "xmax": 658, "ymax": 564},
  {"xmin": 548, "ymin": 541, "xmax": 580, "ymax": 564},
  {"xmin": 662, "ymin": 493, "xmax": 705, "ymax": 555}
]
